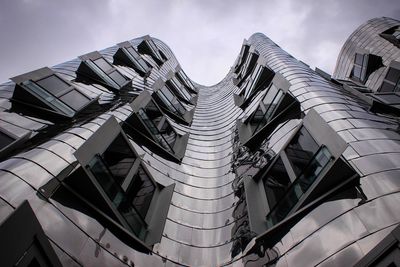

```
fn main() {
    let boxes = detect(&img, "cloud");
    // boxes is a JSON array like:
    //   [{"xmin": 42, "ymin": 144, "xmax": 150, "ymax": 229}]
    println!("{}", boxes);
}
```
[{"xmin": 0, "ymin": 0, "xmax": 399, "ymax": 85}]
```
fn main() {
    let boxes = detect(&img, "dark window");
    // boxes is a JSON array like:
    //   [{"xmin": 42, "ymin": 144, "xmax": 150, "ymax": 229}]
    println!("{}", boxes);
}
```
[
  {"xmin": 157, "ymin": 87, "xmax": 186, "ymax": 116},
  {"xmin": 59, "ymin": 90, "xmax": 91, "ymax": 111},
  {"xmin": 87, "ymin": 133, "xmax": 155, "ymax": 237},
  {"xmin": 266, "ymin": 146, "xmax": 332, "ymax": 226},
  {"xmin": 0, "ymin": 131, "xmax": 14, "ymax": 150},
  {"xmin": 380, "ymin": 26, "xmax": 400, "ymax": 48},
  {"xmin": 263, "ymin": 157, "xmax": 291, "ymax": 209},
  {"xmin": 350, "ymin": 53, "xmax": 382, "ymax": 84},
  {"xmin": 36, "ymin": 75, "xmax": 70, "ymax": 97},
  {"xmin": 380, "ymin": 67, "xmax": 400, "ymax": 92},
  {"xmin": 285, "ymin": 127, "xmax": 319, "ymax": 177},
  {"xmin": 109, "ymin": 71, "xmax": 127, "ymax": 87},
  {"xmin": 249, "ymin": 85, "xmax": 284, "ymax": 134},
  {"xmin": 94, "ymin": 57, "xmax": 113, "ymax": 72}
]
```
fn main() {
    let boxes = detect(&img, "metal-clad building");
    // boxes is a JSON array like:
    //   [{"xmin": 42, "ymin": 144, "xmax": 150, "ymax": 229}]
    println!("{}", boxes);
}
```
[{"xmin": 0, "ymin": 17, "xmax": 399, "ymax": 266}]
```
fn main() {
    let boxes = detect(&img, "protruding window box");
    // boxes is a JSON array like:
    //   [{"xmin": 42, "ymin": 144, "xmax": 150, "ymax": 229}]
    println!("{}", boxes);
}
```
[
  {"xmin": 137, "ymin": 35, "xmax": 167, "ymax": 67},
  {"xmin": 175, "ymin": 65, "xmax": 198, "ymax": 94},
  {"xmin": 379, "ymin": 60, "xmax": 400, "ymax": 93},
  {"xmin": 350, "ymin": 49, "xmax": 383, "ymax": 84},
  {"xmin": 234, "ymin": 57, "xmax": 275, "ymax": 109},
  {"xmin": 113, "ymin": 41, "xmax": 152, "ymax": 78},
  {"xmin": 243, "ymin": 110, "xmax": 359, "ymax": 238},
  {"xmin": 370, "ymin": 92, "xmax": 400, "ymax": 116},
  {"xmin": 233, "ymin": 46, "xmax": 260, "ymax": 87},
  {"xmin": 66, "ymin": 117, "xmax": 175, "ymax": 253},
  {"xmin": 166, "ymin": 70, "xmax": 198, "ymax": 105},
  {"xmin": 0, "ymin": 201, "xmax": 62, "ymax": 267},
  {"xmin": 77, "ymin": 51, "xmax": 131, "ymax": 92},
  {"xmin": 11, "ymin": 67, "xmax": 97, "ymax": 120},
  {"xmin": 236, "ymin": 73, "xmax": 301, "ymax": 150},
  {"xmin": 0, "ymin": 126, "xmax": 31, "ymax": 160},
  {"xmin": 151, "ymin": 78, "xmax": 195, "ymax": 126},
  {"xmin": 124, "ymin": 91, "xmax": 189, "ymax": 162},
  {"xmin": 380, "ymin": 25, "xmax": 400, "ymax": 48},
  {"xmin": 233, "ymin": 40, "xmax": 250, "ymax": 74}
]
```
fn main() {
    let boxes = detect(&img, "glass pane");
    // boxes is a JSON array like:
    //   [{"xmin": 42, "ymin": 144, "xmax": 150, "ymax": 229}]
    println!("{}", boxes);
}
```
[
  {"xmin": 263, "ymin": 157, "xmax": 291, "ymax": 209},
  {"xmin": 386, "ymin": 68, "xmax": 400, "ymax": 83},
  {"xmin": 159, "ymin": 87, "xmax": 186, "ymax": 115},
  {"xmin": 94, "ymin": 58, "xmax": 113, "ymax": 72},
  {"xmin": 86, "ymin": 61, "xmax": 120, "ymax": 89},
  {"xmin": 380, "ymin": 81, "xmax": 394, "ymax": 92},
  {"xmin": 0, "ymin": 131, "xmax": 14, "ymax": 150},
  {"xmin": 36, "ymin": 75, "xmax": 70, "ymax": 97},
  {"xmin": 59, "ymin": 90, "xmax": 89, "ymax": 111},
  {"xmin": 352, "ymin": 66, "xmax": 362, "ymax": 79},
  {"xmin": 159, "ymin": 121, "xmax": 177, "ymax": 148},
  {"xmin": 354, "ymin": 53, "xmax": 364, "ymax": 65},
  {"xmin": 266, "ymin": 147, "xmax": 332, "ymax": 227},
  {"xmin": 102, "ymin": 134, "xmax": 136, "ymax": 185},
  {"xmin": 109, "ymin": 71, "xmax": 127, "ymax": 87},
  {"xmin": 128, "ymin": 165, "xmax": 155, "ymax": 219},
  {"xmin": 285, "ymin": 127, "xmax": 319, "ymax": 177}
]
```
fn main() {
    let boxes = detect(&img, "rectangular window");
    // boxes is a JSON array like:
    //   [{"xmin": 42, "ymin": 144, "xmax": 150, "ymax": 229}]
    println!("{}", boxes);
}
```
[
  {"xmin": 380, "ymin": 67, "xmax": 400, "ymax": 92},
  {"xmin": 266, "ymin": 146, "xmax": 332, "ymax": 226},
  {"xmin": 285, "ymin": 127, "xmax": 319, "ymax": 177}
]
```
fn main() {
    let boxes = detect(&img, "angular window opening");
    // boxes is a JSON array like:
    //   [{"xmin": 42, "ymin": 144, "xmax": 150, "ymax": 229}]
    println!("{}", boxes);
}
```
[
  {"xmin": 0, "ymin": 201, "xmax": 62, "ymax": 267},
  {"xmin": 234, "ymin": 43, "xmax": 250, "ymax": 74},
  {"xmin": 350, "ymin": 52, "xmax": 383, "ymax": 84},
  {"xmin": 113, "ymin": 41, "xmax": 151, "ymax": 78},
  {"xmin": 151, "ymin": 78, "xmax": 195, "ymax": 126},
  {"xmin": 380, "ymin": 62, "xmax": 400, "ymax": 93},
  {"xmin": 234, "ymin": 57, "xmax": 275, "ymax": 109},
  {"xmin": 11, "ymin": 67, "xmax": 96, "ymax": 119},
  {"xmin": 165, "ymin": 71, "xmax": 196, "ymax": 105},
  {"xmin": 62, "ymin": 117, "xmax": 175, "ymax": 251},
  {"xmin": 236, "ymin": 74, "xmax": 301, "ymax": 149},
  {"xmin": 0, "ymin": 126, "xmax": 31, "ymax": 160},
  {"xmin": 77, "ymin": 51, "xmax": 130, "ymax": 91},
  {"xmin": 175, "ymin": 66, "xmax": 197, "ymax": 94},
  {"xmin": 137, "ymin": 35, "xmax": 166, "ymax": 66},
  {"xmin": 243, "ymin": 109, "xmax": 355, "ymax": 236},
  {"xmin": 380, "ymin": 26, "xmax": 400, "ymax": 48},
  {"xmin": 266, "ymin": 146, "xmax": 332, "ymax": 227},
  {"xmin": 125, "ymin": 91, "xmax": 189, "ymax": 162}
]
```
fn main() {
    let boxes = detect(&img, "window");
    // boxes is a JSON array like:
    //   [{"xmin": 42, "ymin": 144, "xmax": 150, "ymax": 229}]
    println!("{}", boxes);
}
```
[
  {"xmin": 380, "ymin": 62, "xmax": 400, "ymax": 92},
  {"xmin": 0, "ymin": 201, "xmax": 62, "ymax": 267},
  {"xmin": 0, "ymin": 126, "xmax": 31, "ymax": 160},
  {"xmin": 165, "ymin": 70, "xmax": 196, "ymax": 104},
  {"xmin": 236, "ymin": 73, "xmax": 301, "ymax": 149},
  {"xmin": 77, "ymin": 51, "xmax": 130, "ymax": 91},
  {"xmin": 114, "ymin": 41, "xmax": 151, "ymax": 77},
  {"xmin": 126, "ymin": 91, "xmax": 189, "ymax": 161},
  {"xmin": 11, "ymin": 67, "xmax": 95, "ymax": 119},
  {"xmin": 243, "ymin": 109, "xmax": 356, "ymax": 235},
  {"xmin": 68, "ymin": 116, "xmax": 174, "ymax": 251},
  {"xmin": 87, "ymin": 134, "xmax": 155, "ymax": 238},
  {"xmin": 350, "ymin": 53, "xmax": 382, "ymax": 84},
  {"xmin": 380, "ymin": 26, "xmax": 400, "ymax": 48},
  {"xmin": 151, "ymin": 78, "xmax": 195, "ymax": 126},
  {"xmin": 234, "ymin": 57, "xmax": 275, "ymax": 109},
  {"xmin": 137, "ymin": 35, "xmax": 166, "ymax": 66},
  {"xmin": 175, "ymin": 66, "xmax": 197, "ymax": 94},
  {"xmin": 234, "ymin": 43, "xmax": 250, "ymax": 74}
]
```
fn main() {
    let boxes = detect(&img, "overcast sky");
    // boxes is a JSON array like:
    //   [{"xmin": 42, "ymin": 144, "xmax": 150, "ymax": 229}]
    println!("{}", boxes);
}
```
[{"xmin": 0, "ymin": 0, "xmax": 399, "ymax": 85}]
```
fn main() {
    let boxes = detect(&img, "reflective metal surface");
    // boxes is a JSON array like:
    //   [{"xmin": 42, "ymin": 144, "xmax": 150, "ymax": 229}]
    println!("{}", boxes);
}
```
[{"xmin": 0, "ymin": 17, "xmax": 400, "ymax": 266}]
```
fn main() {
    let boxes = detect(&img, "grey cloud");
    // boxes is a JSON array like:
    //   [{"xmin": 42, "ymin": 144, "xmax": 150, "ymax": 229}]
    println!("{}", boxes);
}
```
[{"xmin": 0, "ymin": 0, "xmax": 399, "ymax": 85}]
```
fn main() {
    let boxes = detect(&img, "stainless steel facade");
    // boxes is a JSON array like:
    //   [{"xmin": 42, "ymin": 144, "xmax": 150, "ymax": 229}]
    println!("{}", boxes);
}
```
[{"xmin": 0, "ymin": 17, "xmax": 399, "ymax": 267}]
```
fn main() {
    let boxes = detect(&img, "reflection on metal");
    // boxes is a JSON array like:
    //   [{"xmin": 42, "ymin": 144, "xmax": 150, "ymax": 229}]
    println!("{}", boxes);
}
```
[{"xmin": 0, "ymin": 18, "xmax": 400, "ymax": 267}]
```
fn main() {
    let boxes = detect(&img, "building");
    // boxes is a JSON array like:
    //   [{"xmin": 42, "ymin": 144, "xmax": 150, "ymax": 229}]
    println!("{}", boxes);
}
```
[{"xmin": 0, "ymin": 17, "xmax": 399, "ymax": 267}]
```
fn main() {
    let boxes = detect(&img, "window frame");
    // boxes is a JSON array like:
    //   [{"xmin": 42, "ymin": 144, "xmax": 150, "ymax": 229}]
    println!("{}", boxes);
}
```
[
  {"xmin": 126, "ymin": 91, "xmax": 190, "ymax": 162},
  {"xmin": 114, "ymin": 41, "xmax": 152, "ymax": 78},
  {"xmin": 78, "ymin": 51, "xmax": 130, "ymax": 91},
  {"xmin": 72, "ymin": 116, "xmax": 175, "ymax": 250},
  {"xmin": 11, "ymin": 67, "xmax": 96, "ymax": 119}
]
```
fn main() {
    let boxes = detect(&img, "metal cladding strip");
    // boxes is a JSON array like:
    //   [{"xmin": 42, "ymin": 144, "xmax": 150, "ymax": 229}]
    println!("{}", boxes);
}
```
[{"xmin": 0, "ymin": 18, "xmax": 399, "ymax": 267}]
